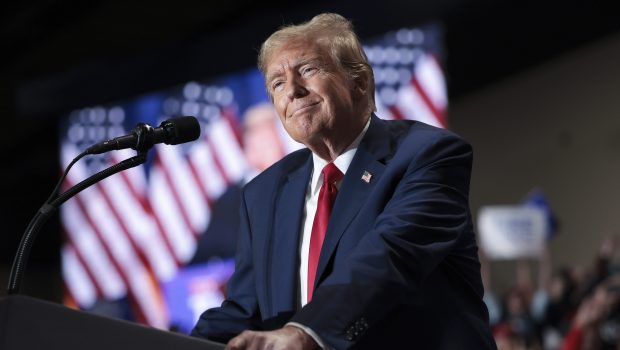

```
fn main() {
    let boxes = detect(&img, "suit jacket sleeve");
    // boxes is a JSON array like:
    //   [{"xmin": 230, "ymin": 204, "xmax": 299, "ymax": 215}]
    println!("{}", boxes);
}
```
[
  {"xmin": 191, "ymin": 191, "xmax": 262, "ymax": 343},
  {"xmin": 290, "ymin": 132, "xmax": 476, "ymax": 349}
]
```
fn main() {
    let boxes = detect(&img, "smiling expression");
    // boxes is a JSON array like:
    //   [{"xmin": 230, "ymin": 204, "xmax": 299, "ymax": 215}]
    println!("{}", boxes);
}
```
[{"xmin": 265, "ymin": 40, "xmax": 365, "ymax": 155}]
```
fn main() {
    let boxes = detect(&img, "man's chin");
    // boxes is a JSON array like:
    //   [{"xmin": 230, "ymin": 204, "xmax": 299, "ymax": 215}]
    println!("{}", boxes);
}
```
[{"xmin": 285, "ymin": 121, "xmax": 316, "ymax": 143}]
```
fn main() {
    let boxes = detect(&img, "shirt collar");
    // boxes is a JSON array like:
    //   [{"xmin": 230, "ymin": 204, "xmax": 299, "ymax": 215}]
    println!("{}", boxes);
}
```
[{"xmin": 310, "ymin": 117, "xmax": 371, "ymax": 194}]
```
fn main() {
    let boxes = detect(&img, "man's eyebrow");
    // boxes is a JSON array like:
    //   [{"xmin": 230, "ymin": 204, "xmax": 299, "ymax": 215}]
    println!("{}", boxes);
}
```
[
  {"xmin": 295, "ymin": 56, "xmax": 322, "ymax": 67},
  {"xmin": 266, "ymin": 56, "xmax": 324, "ymax": 83},
  {"xmin": 266, "ymin": 70, "xmax": 284, "ymax": 85}
]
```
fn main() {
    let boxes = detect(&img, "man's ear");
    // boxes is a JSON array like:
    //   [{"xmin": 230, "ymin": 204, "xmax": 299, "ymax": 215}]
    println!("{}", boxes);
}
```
[{"xmin": 352, "ymin": 73, "xmax": 369, "ymax": 99}]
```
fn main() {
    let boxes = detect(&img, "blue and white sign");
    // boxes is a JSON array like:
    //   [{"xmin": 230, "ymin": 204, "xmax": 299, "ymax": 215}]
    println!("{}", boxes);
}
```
[{"xmin": 478, "ymin": 206, "xmax": 547, "ymax": 260}]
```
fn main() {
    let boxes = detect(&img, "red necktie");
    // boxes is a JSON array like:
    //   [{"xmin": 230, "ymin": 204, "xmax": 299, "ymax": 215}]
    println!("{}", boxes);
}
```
[{"xmin": 307, "ymin": 162, "xmax": 343, "ymax": 302}]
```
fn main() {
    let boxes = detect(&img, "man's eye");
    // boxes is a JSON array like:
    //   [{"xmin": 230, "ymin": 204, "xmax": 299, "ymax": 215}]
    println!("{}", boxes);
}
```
[
  {"xmin": 272, "ymin": 81, "xmax": 284, "ymax": 91},
  {"xmin": 302, "ymin": 67, "xmax": 317, "ymax": 76}
]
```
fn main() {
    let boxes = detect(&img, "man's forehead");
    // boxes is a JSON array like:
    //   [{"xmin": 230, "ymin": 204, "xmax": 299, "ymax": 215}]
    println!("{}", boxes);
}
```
[{"xmin": 266, "ymin": 42, "xmax": 325, "ymax": 74}]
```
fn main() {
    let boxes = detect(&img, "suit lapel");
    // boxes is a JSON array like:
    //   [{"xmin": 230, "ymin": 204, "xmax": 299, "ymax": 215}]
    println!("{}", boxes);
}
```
[
  {"xmin": 270, "ymin": 153, "xmax": 312, "ymax": 313},
  {"xmin": 314, "ymin": 115, "xmax": 394, "ymax": 287}
]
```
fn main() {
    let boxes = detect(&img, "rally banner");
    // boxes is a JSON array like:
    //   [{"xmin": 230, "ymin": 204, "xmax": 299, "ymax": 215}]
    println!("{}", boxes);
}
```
[{"xmin": 478, "ymin": 206, "xmax": 548, "ymax": 260}]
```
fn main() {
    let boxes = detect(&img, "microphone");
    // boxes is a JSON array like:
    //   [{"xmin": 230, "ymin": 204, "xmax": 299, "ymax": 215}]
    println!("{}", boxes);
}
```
[{"xmin": 85, "ymin": 116, "xmax": 201, "ymax": 154}]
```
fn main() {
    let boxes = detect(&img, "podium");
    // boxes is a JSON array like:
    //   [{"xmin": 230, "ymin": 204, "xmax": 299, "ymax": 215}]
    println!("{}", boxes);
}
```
[{"xmin": 0, "ymin": 295, "xmax": 225, "ymax": 349}]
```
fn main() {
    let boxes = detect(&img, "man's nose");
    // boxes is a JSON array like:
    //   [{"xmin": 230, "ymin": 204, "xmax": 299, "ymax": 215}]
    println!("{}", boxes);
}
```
[{"xmin": 285, "ymin": 75, "xmax": 308, "ymax": 99}]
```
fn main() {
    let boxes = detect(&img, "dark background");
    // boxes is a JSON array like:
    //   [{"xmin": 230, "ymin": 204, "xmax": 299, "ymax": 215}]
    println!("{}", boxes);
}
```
[{"xmin": 1, "ymin": 0, "xmax": 618, "ymax": 299}]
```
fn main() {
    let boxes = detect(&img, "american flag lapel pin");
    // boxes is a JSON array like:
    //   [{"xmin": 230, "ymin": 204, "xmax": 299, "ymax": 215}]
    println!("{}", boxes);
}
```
[{"xmin": 361, "ymin": 170, "xmax": 372, "ymax": 183}]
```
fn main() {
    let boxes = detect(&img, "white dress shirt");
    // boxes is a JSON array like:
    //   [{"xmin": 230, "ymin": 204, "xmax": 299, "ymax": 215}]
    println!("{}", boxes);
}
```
[{"xmin": 298, "ymin": 119, "xmax": 370, "ymax": 306}]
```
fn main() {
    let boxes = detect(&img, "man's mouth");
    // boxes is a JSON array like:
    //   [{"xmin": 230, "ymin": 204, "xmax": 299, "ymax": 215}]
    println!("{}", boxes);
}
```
[{"xmin": 290, "ymin": 102, "xmax": 319, "ymax": 117}]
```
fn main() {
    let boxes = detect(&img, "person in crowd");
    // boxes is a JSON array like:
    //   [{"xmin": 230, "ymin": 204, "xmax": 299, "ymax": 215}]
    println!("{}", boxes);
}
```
[
  {"xmin": 561, "ymin": 275, "xmax": 620, "ymax": 350},
  {"xmin": 483, "ymin": 234, "xmax": 620, "ymax": 350}
]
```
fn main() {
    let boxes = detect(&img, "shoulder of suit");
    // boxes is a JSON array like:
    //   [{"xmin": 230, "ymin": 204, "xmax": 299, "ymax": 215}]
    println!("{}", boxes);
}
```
[{"xmin": 377, "ymin": 118, "xmax": 468, "ymax": 146}]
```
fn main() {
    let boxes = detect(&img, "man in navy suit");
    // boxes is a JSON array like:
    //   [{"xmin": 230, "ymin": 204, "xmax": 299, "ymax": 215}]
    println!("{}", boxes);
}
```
[{"xmin": 192, "ymin": 13, "xmax": 496, "ymax": 350}]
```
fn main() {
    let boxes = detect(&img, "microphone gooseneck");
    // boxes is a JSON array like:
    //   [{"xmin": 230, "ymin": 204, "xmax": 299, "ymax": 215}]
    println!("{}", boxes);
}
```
[{"xmin": 7, "ymin": 116, "xmax": 200, "ymax": 294}]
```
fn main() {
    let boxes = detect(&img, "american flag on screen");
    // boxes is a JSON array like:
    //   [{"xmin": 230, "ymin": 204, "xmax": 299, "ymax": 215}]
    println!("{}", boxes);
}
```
[
  {"xmin": 60, "ymin": 23, "xmax": 446, "ymax": 329},
  {"xmin": 366, "ymin": 25, "xmax": 447, "ymax": 126}
]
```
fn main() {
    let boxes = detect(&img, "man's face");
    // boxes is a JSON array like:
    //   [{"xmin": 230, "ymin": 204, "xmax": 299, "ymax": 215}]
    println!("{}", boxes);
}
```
[{"xmin": 265, "ymin": 40, "xmax": 360, "ymax": 148}]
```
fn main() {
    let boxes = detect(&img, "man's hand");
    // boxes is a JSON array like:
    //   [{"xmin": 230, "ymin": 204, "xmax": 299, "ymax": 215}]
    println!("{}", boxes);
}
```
[{"xmin": 225, "ymin": 325, "xmax": 320, "ymax": 350}]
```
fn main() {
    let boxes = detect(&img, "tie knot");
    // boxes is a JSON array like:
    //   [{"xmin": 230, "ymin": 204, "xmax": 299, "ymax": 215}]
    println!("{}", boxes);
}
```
[{"xmin": 322, "ymin": 163, "xmax": 343, "ymax": 185}]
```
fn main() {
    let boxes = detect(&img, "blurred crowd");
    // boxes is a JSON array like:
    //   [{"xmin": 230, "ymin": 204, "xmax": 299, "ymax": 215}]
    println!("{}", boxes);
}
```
[{"xmin": 482, "ymin": 237, "xmax": 620, "ymax": 350}]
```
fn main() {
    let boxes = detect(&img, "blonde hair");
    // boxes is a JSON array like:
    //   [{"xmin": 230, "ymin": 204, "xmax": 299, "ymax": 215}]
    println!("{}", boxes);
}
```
[{"xmin": 258, "ymin": 13, "xmax": 375, "ymax": 114}]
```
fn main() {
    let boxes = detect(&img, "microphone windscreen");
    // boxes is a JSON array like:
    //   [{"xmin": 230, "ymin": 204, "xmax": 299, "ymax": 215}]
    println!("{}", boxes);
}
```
[{"xmin": 162, "ymin": 116, "xmax": 201, "ymax": 145}]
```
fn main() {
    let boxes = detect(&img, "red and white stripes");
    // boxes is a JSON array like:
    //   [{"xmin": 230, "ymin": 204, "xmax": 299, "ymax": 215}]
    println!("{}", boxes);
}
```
[
  {"xmin": 61, "ymin": 114, "xmax": 249, "ymax": 328},
  {"xmin": 376, "ymin": 53, "xmax": 447, "ymax": 128}
]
